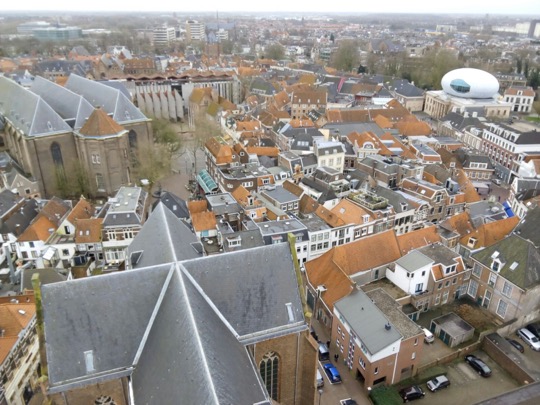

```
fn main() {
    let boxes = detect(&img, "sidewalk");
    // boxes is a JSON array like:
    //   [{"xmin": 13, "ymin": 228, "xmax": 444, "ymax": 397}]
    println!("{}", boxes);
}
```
[{"xmin": 310, "ymin": 317, "xmax": 372, "ymax": 405}]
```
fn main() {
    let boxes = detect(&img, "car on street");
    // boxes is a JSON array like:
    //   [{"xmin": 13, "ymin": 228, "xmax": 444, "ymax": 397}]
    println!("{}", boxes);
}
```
[
  {"xmin": 323, "ymin": 363, "xmax": 341, "ymax": 384},
  {"xmin": 465, "ymin": 354, "xmax": 492, "ymax": 377},
  {"xmin": 399, "ymin": 385, "xmax": 425, "ymax": 402},
  {"xmin": 340, "ymin": 399, "xmax": 358, "ymax": 405},
  {"xmin": 506, "ymin": 338, "xmax": 525, "ymax": 353},
  {"xmin": 517, "ymin": 328, "xmax": 540, "ymax": 351},
  {"xmin": 426, "ymin": 375, "xmax": 450, "ymax": 392}
]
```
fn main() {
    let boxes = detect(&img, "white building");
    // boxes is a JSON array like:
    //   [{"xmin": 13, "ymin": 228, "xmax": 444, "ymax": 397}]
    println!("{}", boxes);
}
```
[
  {"xmin": 153, "ymin": 25, "xmax": 176, "ymax": 46},
  {"xmin": 186, "ymin": 20, "xmax": 205, "ymax": 41},
  {"xmin": 503, "ymin": 86, "xmax": 536, "ymax": 114}
]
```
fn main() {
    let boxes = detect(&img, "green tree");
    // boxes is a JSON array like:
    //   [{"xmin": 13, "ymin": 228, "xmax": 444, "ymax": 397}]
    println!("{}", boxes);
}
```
[
  {"xmin": 54, "ymin": 165, "xmax": 70, "ymax": 198},
  {"xmin": 265, "ymin": 43, "xmax": 285, "ymax": 60},
  {"xmin": 220, "ymin": 39, "xmax": 234, "ymax": 55},
  {"xmin": 411, "ymin": 48, "xmax": 463, "ymax": 89},
  {"xmin": 330, "ymin": 33, "xmax": 335, "ymax": 43},
  {"xmin": 529, "ymin": 68, "xmax": 540, "ymax": 90},
  {"xmin": 533, "ymin": 100, "xmax": 540, "ymax": 117},
  {"xmin": 524, "ymin": 60, "xmax": 530, "ymax": 78},
  {"xmin": 152, "ymin": 118, "xmax": 181, "ymax": 153},
  {"xmin": 517, "ymin": 58, "xmax": 523, "ymax": 74},
  {"xmin": 73, "ymin": 161, "xmax": 94, "ymax": 198},
  {"xmin": 135, "ymin": 144, "xmax": 172, "ymax": 189},
  {"xmin": 331, "ymin": 40, "xmax": 360, "ymax": 72}
]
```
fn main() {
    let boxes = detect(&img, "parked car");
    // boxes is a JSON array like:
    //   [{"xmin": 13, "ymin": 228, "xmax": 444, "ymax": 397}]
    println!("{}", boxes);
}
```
[
  {"xmin": 399, "ymin": 385, "xmax": 425, "ymax": 402},
  {"xmin": 340, "ymin": 399, "xmax": 358, "ymax": 405},
  {"xmin": 323, "ymin": 363, "xmax": 341, "ymax": 384},
  {"xmin": 318, "ymin": 342, "xmax": 330, "ymax": 361},
  {"xmin": 465, "ymin": 355, "xmax": 492, "ymax": 377},
  {"xmin": 423, "ymin": 328, "xmax": 434, "ymax": 343},
  {"xmin": 426, "ymin": 375, "xmax": 450, "ymax": 392},
  {"xmin": 526, "ymin": 322, "xmax": 540, "ymax": 338},
  {"xmin": 492, "ymin": 178, "xmax": 502, "ymax": 186},
  {"xmin": 517, "ymin": 328, "xmax": 540, "ymax": 351},
  {"xmin": 506, "ymin": 338, "xmax": 525, "ymax": 353}
]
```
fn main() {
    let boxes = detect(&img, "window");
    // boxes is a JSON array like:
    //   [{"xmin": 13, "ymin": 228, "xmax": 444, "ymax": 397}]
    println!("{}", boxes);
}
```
[
  {"xmin": 445, "ymin": 265, "xmax": 456, "ymax": 274},
  {"xmin": 260, "ymin": 352, "xmax": 279, "ymax": 401},
  {"xmin": 411, "ymin": 352, "xmax": 416, "ymax": 360},
  {"xmin": 502, "ymin": 281, "xmax": 513, "ymax": 297},
  {"xmin": 468, "ymin": 279, "xmax": 479, "ymax": 297},
  {"xmin": 374, "ymin": 366, "xmax": 379, "ymax": 374},
  {"xmin": 488, "ymin": 272, "xmax": 497, "ymax": 287},
  {"xmin": 359, "ymin": 357, "xmax": 366, "ymax": 369},
  {"xmin": 442, "ymin": 291, "xmax": 449, "ymax": 304},
  {"xmin": 414, "ymin": 338, "xmax": 418, "ymax": 346},
  {"xmin": 496, "ymin": 299, "xmax": 508, "ymax": 318},
  {"xmin": 51, "ymin": 142, "xmax": 64, "ymax": 168},
  {"xmin": 415, "ymin": 283, "xmax": 423, "ymax": 293},
  {"xmin": 62, "ymin": 249, "xmax": 69, "ymax": 256},
  {"xmin": 94, "ymin": 396, "xmax": 116, "ymax": 405},
  {"xmin": 96, "ymin": 173, "xmax": 105, "ymax": 191},
  {"xmin": 472, "ymin": 262, "xmax": 482, "ymax": 277},
  {"xmin": 437, "ymin": 283, "xmax": 442, "ymax": 290}
]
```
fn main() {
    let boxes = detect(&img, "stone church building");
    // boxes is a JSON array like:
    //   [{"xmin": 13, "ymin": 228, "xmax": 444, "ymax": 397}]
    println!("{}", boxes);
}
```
[{"xmin": 0, "ymin": 74, "xmax": 152, "ymax": 197}]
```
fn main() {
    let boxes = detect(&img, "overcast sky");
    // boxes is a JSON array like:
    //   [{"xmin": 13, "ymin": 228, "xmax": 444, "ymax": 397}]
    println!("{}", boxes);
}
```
[{"xmin": 1, "ymin": 1, "xmax": 539, "ymax": 15}]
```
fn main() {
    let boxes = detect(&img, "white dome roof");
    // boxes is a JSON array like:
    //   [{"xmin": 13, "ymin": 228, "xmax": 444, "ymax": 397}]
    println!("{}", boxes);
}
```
[{"xmin": 441, "ymin": 68, "xmax": 499, "ymax": 99}]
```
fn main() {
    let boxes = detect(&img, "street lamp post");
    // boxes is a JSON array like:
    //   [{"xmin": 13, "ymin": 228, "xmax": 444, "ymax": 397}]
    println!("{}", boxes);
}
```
[{"xmin": 318, "ymin": 389, "xmax": 323, "ymax": 405}]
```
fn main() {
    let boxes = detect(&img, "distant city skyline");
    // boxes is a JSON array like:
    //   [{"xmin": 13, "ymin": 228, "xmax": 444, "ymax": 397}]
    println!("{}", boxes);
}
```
[{"xmin": 1, "ymin": 1, "xmax": 540, "ymax": 15}]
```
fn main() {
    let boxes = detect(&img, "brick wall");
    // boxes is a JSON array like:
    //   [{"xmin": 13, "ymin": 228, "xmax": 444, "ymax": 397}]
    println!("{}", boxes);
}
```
[
  {"xmin": 482, "ymin": 336, "xmax": 535, "ymax": 385},
  {"xmin": 253, "ymin": 331, "xmax": 316, "ymax": 405},
  {"xmin": 49, "ymin": 377, "xmax": 129, "ymax": 405}
]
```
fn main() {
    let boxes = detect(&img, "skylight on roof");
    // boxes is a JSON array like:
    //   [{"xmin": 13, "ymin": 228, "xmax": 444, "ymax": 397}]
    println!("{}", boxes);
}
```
[{"xmin": 509, "ymin": 262, "xmax": 519, "ymax": 271}]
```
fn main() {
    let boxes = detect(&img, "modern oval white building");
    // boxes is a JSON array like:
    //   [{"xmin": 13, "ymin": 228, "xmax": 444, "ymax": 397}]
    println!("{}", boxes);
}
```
[{"xmin": 441, "ymin": 68, "xmax": 500, "ymax": 99}]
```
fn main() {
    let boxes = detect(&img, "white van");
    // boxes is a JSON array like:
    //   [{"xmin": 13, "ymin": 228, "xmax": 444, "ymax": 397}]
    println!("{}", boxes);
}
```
[
  {"xmin": 423, "ymin": 328, "xmax": 434, "ymax": 343},
  {"xmin": 316, "ymin": 369, "xmax": 324, "ymax": 388}
]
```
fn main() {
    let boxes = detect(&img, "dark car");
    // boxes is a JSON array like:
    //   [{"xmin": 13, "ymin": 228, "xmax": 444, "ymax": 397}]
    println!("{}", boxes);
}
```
[
  {"xmin": 426, "ymin": 375, "xmax": 450, "ymax": 392},
  {"xmin": 399, "ymin": 385, "xmax": 425, "ymax": 402},
  {"xmin": 465, "ymin": 355, "xmax": 492, "ymax": 377},
  {"xmin": 323, "ymin": 363, "xmax": 341, "ymax": 384},
  {"xmin": 506, "ymin": 338, "xmax": 525, "ymax": 353},
  {"xmin": 340, "ymin": 400, "xmax": 358, "ymax": 405}
]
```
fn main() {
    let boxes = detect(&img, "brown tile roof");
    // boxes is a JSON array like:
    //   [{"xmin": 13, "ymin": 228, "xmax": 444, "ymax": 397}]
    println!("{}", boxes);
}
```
[
  {"xmin": 191, "ymin": 211, "xmax": 217, "ymax": 232},
  {"xmin": 455, "ymin": 169, "xmax": 481, "ymax": 203},
  {"xmin": 40, "ymin": 197, "xmax": 71, "ymax": 226},
  {"xmin": 305, "ymin": 230, "xmax": 401, "ymax": 310},
  {"xmin": 75, "ymin": 218, "xmax": 103, "ymax": 244},
  {"xmin": 292, "ymin": 90, "xmax": 327, "ymax": 105},
  {"xmin": 305, "ymin": 250, "xmax": 355, "ymax": 312},
  {"xmin": 237, "ymin": 121, "xmax": 260, "ymax": 131},
  {"xmin": 460, "ymin": 216, "xmax": 519, "ymax": 249},
  {"xmin": 315, "ymin": 206, "xmax": 346, "ymax": 227},
  {"xmin": 79, "ymin": 107, "xmax": 126, "ymax": 137},
  {"xmin": 67, "ymin": 197, "xmax": 94, "ymax": 224},
  {"xmin": 439, "ymin": 212, "xmax": 474, "ymax": 237},
  {"xmin": 396, "ymin": 226, "xmax": 442, "ymax": 255},
  {"xmin": 395, "ymin": 121, "xmax": 432, "ymax": 136},
  {"xmin": 0, "ymin": 302, "xmax": 36, "ymax": 364},
  {"xmin": 331, "ymin": 199, "xmax": 371, "ymax": 225},
  {"xmin": 282, "ymin": 180, "xmax": 304, "ymax": 197},
  {"xmin": 289, "ymin": 118, "xmax": 315, "ymax": 128},
  {"xmin": 205, "ymin": 137, "xmax": 233, "ymax": 164},
  {"xmin": 188, "ymin": 200, "xmax": 208, "ymax": 215},
  {"xmin": 231, "ymin": 185, "xmax": 251, "ymax": 206},
  {"xmin": 298, "ymin": 74, "xmax": 317, "ymax": 85},
  {"xmin": 17, "ymin": 215, "xmax": 57, "ymax": 242},
  {"xmin": 299, "ymin": 194, "xmax": 319, "ymax": 215},
  {"xmin": 189, "ymin": 87, "xmax": 213, "ymax": 103},
  {"xmin": 272, "ymin": 91, "xmax": 290, "ymax": 110},
  {"xmin": 246, "ymin": 146, "xmax": 280, "ymax": 157},
  {"xmin": 505, "ymin": 87, "xmax": 535, "ymax": 97}
]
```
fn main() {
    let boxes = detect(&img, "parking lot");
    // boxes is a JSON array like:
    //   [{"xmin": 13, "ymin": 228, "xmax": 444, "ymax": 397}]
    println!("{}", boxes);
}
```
[{"xmin": 409, "ymin": 351, "xmax": 520, "ymax": 404}]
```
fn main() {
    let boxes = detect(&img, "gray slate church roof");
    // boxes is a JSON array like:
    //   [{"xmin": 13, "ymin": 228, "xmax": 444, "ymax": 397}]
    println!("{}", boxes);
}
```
[{"xmin": 42, "ymin": 239, "xmax": 304, "ymax": 404}]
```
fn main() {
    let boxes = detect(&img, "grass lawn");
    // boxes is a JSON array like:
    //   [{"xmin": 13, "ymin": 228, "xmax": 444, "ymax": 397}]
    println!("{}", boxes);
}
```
[
  {"xmin": 525, "ymin": 116, "xmax": 540, "ymax": 122},
  {"xmin": 369, "ymin": 385, "xmax": 402, "ymax": 405}
]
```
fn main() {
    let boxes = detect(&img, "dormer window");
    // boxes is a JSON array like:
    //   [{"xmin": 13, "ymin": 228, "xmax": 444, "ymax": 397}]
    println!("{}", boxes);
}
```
[
  {"xmin": 491, "ymin": 259, "xmax": 503, "ymax": 272},
  {"xmin": 444, "ymin": 264, "xmax": 457, "ymax": 275},
  {"xmin": 363, "ymin": 214, "xmax": 370, "ymax": 223},
  {"xmin": 227, "ymin": 236, "xmax": 241, "ymax": 248},
  {"xmin": 467, "ymin": 237, "xmax": 477, "ymax": 248}
]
